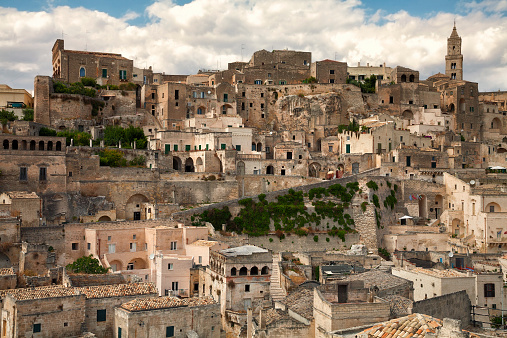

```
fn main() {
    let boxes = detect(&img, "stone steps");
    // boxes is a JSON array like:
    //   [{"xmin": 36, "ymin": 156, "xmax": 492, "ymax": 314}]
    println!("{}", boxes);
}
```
[{"xmin": 270, "ymin": 255, "xmax": 286, "ymax": 302}]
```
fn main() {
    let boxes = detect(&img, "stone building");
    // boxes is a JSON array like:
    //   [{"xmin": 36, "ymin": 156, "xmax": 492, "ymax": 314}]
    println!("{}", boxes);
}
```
[
  {"xmin": 0, "ymin": 191, "xmax": 41, "ymax": 227},
  {"xmin": 310, "ymin": 60, "xmax": 347, "ymax": 84},
  {"xmin": 204, "ymin": 245, "xmax": 272, "ymax": 332},
  {"xmin": 52, "ymin": 39, "xmax": 133, "ymax": 86},
  {"xmin": 114, "ymin": 296, "xmax": 220, "ymax": 338}
]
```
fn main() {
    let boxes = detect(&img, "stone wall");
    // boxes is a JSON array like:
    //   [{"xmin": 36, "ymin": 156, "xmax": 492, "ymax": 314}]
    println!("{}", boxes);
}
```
[{"xmin": 410, "ymin": 290, "xmax": 471, "ymax": 325}]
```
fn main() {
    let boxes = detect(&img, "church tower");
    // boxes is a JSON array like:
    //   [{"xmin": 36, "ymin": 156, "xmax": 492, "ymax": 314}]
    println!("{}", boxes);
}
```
[{"xmin": 445, "ymin": 23, "xmax": 463, "ymax": 81}]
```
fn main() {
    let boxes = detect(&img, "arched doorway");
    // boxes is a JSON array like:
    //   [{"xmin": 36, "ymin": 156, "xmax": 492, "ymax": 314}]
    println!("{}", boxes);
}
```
[
  {"xmin": 0, "ymin": 252, "xmax": 12, "ymax": 269},
  {"xmin": 126, "ymin": 194, "xmax": 149, "ymax": 221},
  {"xmin": 185, "ymin": 158, "xmax": 195, "ymax": 172},
  {"xmin": 451, "ymin": 218, "xmax": 461, "ymax": 236},
  {"xmin": 402, "ymin": 110, "xmax": 413, "ymax": 120},
  {"xmin": 195, "ymin": 157, "xmax": 204, "ymax": 172},
  {"xmin": 2, "ymin": 140, "xmax": 8, "ymax": 149},
  {"xmin": 449, "ymin": 103, "xmax": 455, "ymax": 112},
  {"xmin": 308, "ymin": 162, "xmax": 321, "ymax": 177},
  {"xmin": 266, "ymin": 165, "xmax": 274, "ymax": 175},
  {"xmin": 173, "ymin": 157, "xmax": 182, "ymax": 171},
  {"xmin": 222, "ymin": 104, "xmax": 233, "ymax": 115},
  {"xmin": 237, "ymin": 161, "xmax": 245, "ymax": 175},
  {"xmin": 418, "ymin": 195, "xmax": 427, "ymax": 219},
  {"xmin": 126, "ymin": 258, "xmax": 147, "ymax": 270},
  {"xmin": 409, "ymin": 74, "xmax": 415, "ymax": 82},
  {"xmin": 98, "ymin": 216, "xmax": 111, "ymax": 222},
  {"xmin": 109, "ymin": 260, "xmax": 122, "ymax": 272},
  {"xmin": 491, "ymin": 117, "xmax": 501, "ymax": 130}
]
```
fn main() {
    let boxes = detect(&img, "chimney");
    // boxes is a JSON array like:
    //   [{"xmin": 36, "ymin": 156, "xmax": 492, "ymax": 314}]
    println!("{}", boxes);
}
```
[
  {"xmin": 357, "ymin": 62, "xmax": 360, "ymax": 67},
  {"xmin": 367, "ymin": 63, "xmax": 369, "ymax": 67}
]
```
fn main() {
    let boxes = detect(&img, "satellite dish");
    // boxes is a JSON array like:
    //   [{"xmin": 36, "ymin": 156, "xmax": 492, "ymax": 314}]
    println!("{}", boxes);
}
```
[
  {"xmin": 448, "ymin": 252, "xmax": 454, "ymax": 258},
  {"xmin": 149, "ymin": 254, "xmax": 155, "ymax": 260},
  {"xmin": 470, "ymin": 180, "xmax": 475, "ymax": 185}
]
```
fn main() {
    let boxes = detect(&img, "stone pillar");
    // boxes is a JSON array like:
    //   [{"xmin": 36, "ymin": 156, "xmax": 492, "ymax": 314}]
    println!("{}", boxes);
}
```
[
  {"xmin": 89, "ymin": 139, "xmax": 92, "ymax": 147},
  {"xmin": 247, "ymin": 307, "xmax": 253, "ymax": 338}
]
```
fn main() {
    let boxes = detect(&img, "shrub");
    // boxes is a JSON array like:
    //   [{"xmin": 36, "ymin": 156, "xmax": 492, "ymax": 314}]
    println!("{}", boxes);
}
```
[
  {"xmin": 99, "ymin": 149, "xmax": 127, "ymax": 167},
  {"xmin": 361, "ymin": 201, "xmax": 368, "ymax": 212},
  {"xmin": 57, "ymin": 130, "xmax": 92, "ymax": 146},
  {"xmin": 0, "ymin": 109, "xmax": 17, "ymax": 124},
  {"xmin": 313, "ymin": 235, "xmax": 319, "ymax": 242},
  {"xmin": 366, "ymin": 180, "xmax": 379, "ymax": 191},
  {"xmin": 326, "ymin": 237, "xmax": 330, "ymax": 242},
  {"xmin": 372, "ymin": 194, "xmax": 380, "ymax": 208},
  {"xmin": 66, "ymin": 255, "xmax": 109, "ymax": 274},
  {"xmin": 22, "ymin": 109, "xmax": 34, "ymax": 121},
  {"xmin": 269, "ymin": 238, "xmax": 273, "ymax": 242},
  {"xmin": 39, "ymin": 127, "xmax": 57, "ymax": 136}
]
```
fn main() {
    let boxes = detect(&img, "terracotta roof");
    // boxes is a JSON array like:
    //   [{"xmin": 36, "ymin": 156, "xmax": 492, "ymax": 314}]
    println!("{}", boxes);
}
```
[
  {"xmin": 382, "ymin": 295, "xmax": 413, "ymax": 318},
  {"xmin": 4, "ymin": 285, "xmax": 79, "ymax": 301},
  {"xmin": 263, "ymin": 308, "xmax": 293, "ymax": 326},
  {"xmin": 77, "ymin": 283, "xmax": 157, "ymax": 299},
  {"xmin": 280, "ymin": 287, "xmax": 314, "ymax": 320},
  {"xmin": 359, "ymin": 313, "xmax": 481, "ymax": 338},
  {"xmin": 359, "ymin": 313, "xmax": 441, "ymax": 337},
  {"xmin": 121, "ymin": 296, "xmax": 215, "ymax": 312}
]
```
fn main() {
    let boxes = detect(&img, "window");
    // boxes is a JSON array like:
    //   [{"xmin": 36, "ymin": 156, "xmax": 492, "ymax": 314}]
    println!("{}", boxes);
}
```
[
  {"xmin": 254, "ymin": 80, "xmax": 262, "ymax": 85},
  {"xmin": 484, "ymin": 283, "xmax": 495, "ymax": 297},
  {"xmin": 127, "ymin": 263, "xmax": 134, "ymax": 270},
  {"xmin": 71, "ymin": 243, "xmax": 78, "ymax": 250},
  {"xmin": 170, "ymin": 241, "xmax": 177, "ymax": 250},
  {"xmin": 168, "ymin": 263, "xmax": 173, "ymax": 270},
  {"xmin": 346, "ymin": 144, "xmax": 350, "ymax": 153},
  {"xmin": 39, "ymin": 167, "xmax": 47, "ymax": 181},
  {"xmin": 329, "ymin": 79, "xmax": 335, "ymax": 83},
  {"xmin": 330, "ymin": 69, "xmax": 335, "ymax": 75},
  {"xmin": 119, "ymin": 70, "xmax": 127, "ymax": 80},
  {"xmin": 33, "ymin": 323, "xmax": 41, "ymax": 333},
  {"xmin": 175, "ymin": 90, "xmax": 179, "ymax": 100},
  {"xmin": 236, "ymin": 145, "xmax": 241, "ymax": 151},
  {"xmin": 287, "ymin": 152, "xmax": 292, "ymax": 159},
  {"xmin": 173, "ymin": 145, "xmax": 178, "ymax": 151},
  {"xmin": 80, "ymin": 67, "xmax": 85, "ymax": 77},
  {"xmin": 130, "ymin": 243, "xmax": 136, "ymax": 252},
  {"xmin": 245, "ymin": 284, "xmax": 250, "ymax": 292},
  {"xmin": 490, "ymin": 205, "xmax": 495, "ymax": 213},
  {"xmin": 19, "ymin": 167, "xmax": 27, "ymax": 181},
  {"xmin": 102, "ymin": 69, "xmax": 107, "ymax": 78},
  {"xmin": 108, "ymin": 244, "xmax": 115, "ymax": 253},
  {"xmin": 261, "ymin": 92, "xmax": 264, "ymax": 97},
  {"xmin": 87, "ymin": 243, "xmax": 91, "ymax": 250},
  {"xmin": 166, "ymin": 326, "xmax": 175, "ymax": 337},
  {"xmin": 118, "ymin": 327, "xmax": 122, "ymax": 338},
  {"xmin": 221, "ymin": 144, "xmax": 226, "ymax": 150},
  {"xmin": 223, "ymin": 93, "xmax": 228, "ymax": 102},
  {"xmin": 172, "ymin": 281, "xmax": 178, "ymax": 290},
  {"xmin": 199, "ymin": 256, "xmax": 202, "ymax": 264},
  {"xmin": 265, "ymin": 146, "xmax": 270, "ymax": 153},
  {"xmin": 329, "ymin": 145, "xmax": 333, "ymax": 152},
  {"xmin": 389, "ymin": 96, "xmax": 394, "ymax": 104},
  {"xmin": 97, "ymin": 309, "xmax": 106, "ymax": 322},
  {"xmin": 261, "ymin": 103, "xmax": 264, "ymax": 109}
]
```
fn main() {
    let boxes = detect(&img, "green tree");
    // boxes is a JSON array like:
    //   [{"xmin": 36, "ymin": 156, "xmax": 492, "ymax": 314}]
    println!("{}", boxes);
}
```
[
  {"xmin": 39, "ymin": 127, "xmax": 57, "ymax": 136},
  {"xmin": 22, "ymin": 109, "xmax": 34, "ymax": 121},
  {"xmin": 0, "ymin": 109, "xmax": 17, "ymax": 124},
  {"xmin": 66, "ymin": 255, "xmax": 109, "ymax": 274},
  {"xmin": 103, "ymin": 125, "xmax": 147, "ymax": 149},
  {"xmin": 99, "ymin": 148, "xmax": 128, "ymax": 167},
  {"xmin": 57, "ymin": 130, "xmax": 92, "ymax": 146}
]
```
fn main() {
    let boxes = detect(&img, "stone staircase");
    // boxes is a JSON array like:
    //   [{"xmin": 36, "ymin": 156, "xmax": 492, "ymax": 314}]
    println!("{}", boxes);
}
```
[{"xmin": 270, "ymin": 255, "xmax": 286, "ymax": 303}]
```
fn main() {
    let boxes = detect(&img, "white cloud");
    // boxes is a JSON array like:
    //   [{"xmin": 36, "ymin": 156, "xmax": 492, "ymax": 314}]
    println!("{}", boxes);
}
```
[{"xmin": 0, "ymin": 0, "xmax": 506, "ymax": 92}]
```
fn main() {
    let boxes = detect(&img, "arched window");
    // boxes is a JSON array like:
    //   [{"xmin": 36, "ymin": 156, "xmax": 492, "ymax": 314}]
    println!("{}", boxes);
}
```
[
  {"xmin": 2, "ymin": 140, "xmax": 8, "ymax": 150},
  {"xmin": 80, "ymin": 67, "xmax": 85, "ymax": 77},
  {"xmin": 250, "ymin": 266, "xmax": 259, "ymax": 275},
  {"xmin": 409, "ymin": 74, "xmax": 415, "ymax": 82},
  {"xmin": 197, "ymin": 108, "xmax": 203, "ymax": 115},
  {"xmin": 401, "ymin": 74, "xmax": 407, "ymax": 82},
  {"xmin": 12, "ymin": 140, "xmax": 18, "ymax": 150},
  {"xmin": 231, "ymin": 267, "xmax": 237, "ymax": 276},
  {"xmin": 261, "ymin": 266, "xmax": 269, "ymax": 275},
  {"xmin": 29, "ymin": 140, "xmax": 36, "ymax": 150},
  {"xmin": 239, "ymin": 267, "xmax": 248, "ymax": 276},
  {"xmin": 38, "ymin": 141, "xmax": 44, "ymax": 151},
  {"xmin": 47, "ymin": 141, "xmax": 53, "ymax": 151},
  {"xmin": 56, "ymin": 141, "xmax": 62, "ymax": 151}
]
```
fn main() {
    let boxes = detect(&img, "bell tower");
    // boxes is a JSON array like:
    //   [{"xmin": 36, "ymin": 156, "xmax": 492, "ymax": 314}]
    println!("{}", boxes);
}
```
[{"xmin": 445, "ymin": 23, "xmax": 463, "ymax": 81}]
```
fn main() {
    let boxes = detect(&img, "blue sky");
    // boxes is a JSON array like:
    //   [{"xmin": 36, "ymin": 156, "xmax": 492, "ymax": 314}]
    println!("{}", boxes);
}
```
[{"xmin": 1, "ymin": 0, "xmax": 507, "ymax": 92}]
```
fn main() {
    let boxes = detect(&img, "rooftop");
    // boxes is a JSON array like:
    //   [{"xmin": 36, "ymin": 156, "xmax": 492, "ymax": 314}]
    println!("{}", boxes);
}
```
[
  {"xmin": 0, "ymin": 268, "xmax": 14, "ymax": 275},
  {"xmin": 407, "ymin": 267, "xmax": 469, "ymax": 278},
  {"xmin": 342, "ymin": 270, "xmax": 411, "ymax": 290},
  {"xmin": 121, "ymin": 296, "xmax": 215, "ymax": 312},
  {"xmin": 77, "ymin": 283, "xmax": 157, "ymax": 299},
  {"xmin": 220, "ymin": 245, "xmax": 268, "ymax": 257},
  {"xmin": 3, "ymin": 285, "xmax": 79, "ymax": 301},
  {"xmin": 359, "ymin": 313, "xmax": 441, "ymax": 337},
  {"xmin": 188, "ymin": 239, "xmax": 218, "ymax": 247},
  {"xmin": 279, "ymin": 287, "xmax": 314, "ymax": 320},
  {"xmin": 65, "ymin": 49, "xmax": 130, "ymax": 61}
]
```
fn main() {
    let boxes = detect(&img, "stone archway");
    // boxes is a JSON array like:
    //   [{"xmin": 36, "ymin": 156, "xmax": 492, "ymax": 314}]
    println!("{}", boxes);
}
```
[
  {"xmin": 491, "ymin": 117, "xmax": 501, "ymax": 130},
  {"xmin": 173, "ymin": 157, "xmax": 182, "ymax": 171},
  {"xmin": 98, "ymin": 216, "xmax": 111, "ymax": 222},
  {"xmin": 185, "ymin": 158, "xmax": 195, "ymax": 172},
  {"xmin": 195, "ymin": 157, "xmax": 204, "ymax": 172},
  {"xmin": 402, "ymin": 110, "xmax": 413, "ymax": 120},
  {"xmin": 126, "ymin": 194, "xmax": 149, "ymax": 221},
  {"xmin": 266, "ymin": 165, "xmax": 274, "ymax": 175},
  {"xmin": 309, "ymin": 162, "xmax": 321, "ymax": 177}
]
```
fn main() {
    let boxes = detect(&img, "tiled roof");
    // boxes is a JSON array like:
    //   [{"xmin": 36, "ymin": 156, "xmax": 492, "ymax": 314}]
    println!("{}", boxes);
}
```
[
  {"xmin": 121, "ymin": 296, "xmax": 215, "ymax": 312},
  {"xmin": 280, "ymin": 287, "xmax": 314, "ymax": 320},
  {"xmin": 359, "ymin": 313, "xmax": 442, "ymax": 337},
  {"xmin": 358, "ymin": 313, "xmax": 482, "ymax": 338},
  {"xmin": 77, "ymin": 283, "xmax": 157, "ymax": 299},
  {"xmin": 0, "ymin": 268, "xmax": 14, "ymax": 275},
  {"xmin": 263, "ymin": 308, "xmax": 293, "ymax": 326},
  {"xmin": 343, "ymin": 270, "xmax": 411, "ymax": 290},
  {"xmin": 410, "ymin": 267, "xmax": 468, "ymax": 278},
  {"xmin": 4, "ymin": 285, "xmax": 79, "ymax": 301},
  {"xmin": 382, "ymin": 295, "xmax": 413, "ymax": 318}
]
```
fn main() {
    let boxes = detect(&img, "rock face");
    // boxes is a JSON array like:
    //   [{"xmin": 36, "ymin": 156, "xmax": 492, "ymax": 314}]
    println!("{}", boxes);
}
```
[{"xmin": 348, "ymin": 244, "xmax": 368, "ymax": 255}]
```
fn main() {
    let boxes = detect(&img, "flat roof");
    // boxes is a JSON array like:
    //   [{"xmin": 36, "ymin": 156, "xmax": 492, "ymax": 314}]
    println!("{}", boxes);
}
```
[{"xmin": 220, "ymin": 245, "xmax": 268, "ymax": 257}]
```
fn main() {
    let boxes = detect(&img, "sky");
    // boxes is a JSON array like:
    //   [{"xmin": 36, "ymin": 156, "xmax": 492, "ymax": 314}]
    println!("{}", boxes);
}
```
[{"xmin": 1, "ymin": 0, "xmax": 507, "ymax": 93}]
